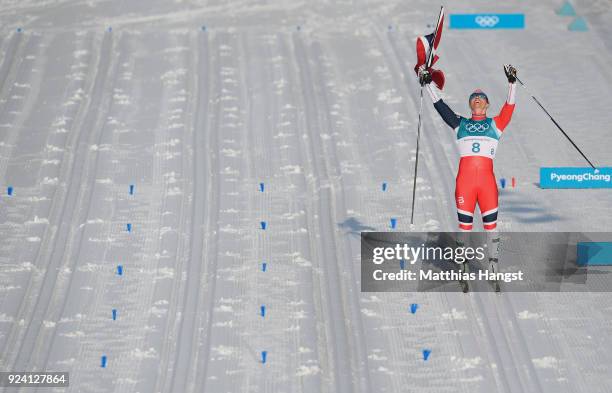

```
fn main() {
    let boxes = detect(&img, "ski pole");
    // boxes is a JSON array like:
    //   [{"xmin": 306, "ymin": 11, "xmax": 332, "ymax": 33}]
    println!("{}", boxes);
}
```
[
  {"xmin": 410, "ymin": 86, "xmax": 424, "ymax": 225},
  {"xmin": 515, "ymin": 76, "xmax": 597, "ymax": 169}
]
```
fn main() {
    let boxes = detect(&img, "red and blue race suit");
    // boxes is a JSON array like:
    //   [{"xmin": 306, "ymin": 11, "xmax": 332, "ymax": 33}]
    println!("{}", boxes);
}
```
[{"xmin": 426, "ymin": 83, "xmax": 516, "ymax": 231}]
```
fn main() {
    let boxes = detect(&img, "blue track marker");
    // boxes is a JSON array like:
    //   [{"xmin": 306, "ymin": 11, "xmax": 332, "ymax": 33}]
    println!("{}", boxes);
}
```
[
  {"xmin": 260, "ymin": 221, "xmax": 266, "ymax": 230},
  {"xmin": 410, "ymin": 304, "xmax": 419, "ymax": 314},
  {"xmin": 382, "ymin": 182, "xmax": 387, "ymax": 191},
  {"xmin": 390, "ymin": 218, "xmax": 397, "ymax": 229},
  {"xmin": 127, "ymin": 223, "xmax": 132, "ymax": 232},
  {"xmin": 101, "ymin": 355, "xmax": 107, "ymax": 368},
  {"xmin": 557, "ymin": 1, "xmax": 576, "ymax": 16},
  {"xmin": 260, "ymin": 305, "xmax": 266, "ymax": 317},
  {"xmin": 568, "ymin": 17, "xmax": 588, "ymax": 31},
  {"xmin": 117, "ymin": 265, "xmax": 123, "ymax": 276},
  {"xmin": 500, "ymin": 178, "xmax": 506, "ymax": 189},
  {"xmin": 129, "ymin": 184, "xmax": 134, "ymax": 195},
  {"xmin": 400, "ymin": 260, "xmax": 405, "ymax": 270},
  {"xmin": 261, "ymin": 351, "xmax": 267, "ymax": 364},
  {"xmin": 7, "ymin": 186, "xmax": 13, "ymax": 196},
  {"xmin": 259, "ymin": 182, "xmax": 265, "ymax": 192},
  {"xmin": 17, "ymin": 27, "xmax": 22, "ymax": 33},
  {"xmin": 261, "ymin": 262, "xmax": 267, "ymax": 272},
  {"xmin": 577, "ymin": 242, "xmax": 612, "ymax": 266},
  {"xmin": 112, "ymin": 309, "xmax": 117, "ymax": 320},
  {"xmin": 201, "ymin": 25, "xmax": 207, "ymax": 31},
  {"xmin": 423, "ymin": 349, "xmax": 431, "ymax": 361}
]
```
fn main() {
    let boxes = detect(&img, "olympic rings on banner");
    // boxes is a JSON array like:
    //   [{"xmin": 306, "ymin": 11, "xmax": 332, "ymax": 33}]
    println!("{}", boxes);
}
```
[{"xmin": 475, "ymin": 15, "xmax": 500, "ymax": 27}]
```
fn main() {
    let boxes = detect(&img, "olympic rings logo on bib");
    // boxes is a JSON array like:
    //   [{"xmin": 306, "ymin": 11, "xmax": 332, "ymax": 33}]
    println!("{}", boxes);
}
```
[
  {"xmin": 474, "ymin": 15, "xmax": 500, "ymax": 27},
  {"xmin": 465, "ymin": 122, "xmax": 490, "ymax": 132}
]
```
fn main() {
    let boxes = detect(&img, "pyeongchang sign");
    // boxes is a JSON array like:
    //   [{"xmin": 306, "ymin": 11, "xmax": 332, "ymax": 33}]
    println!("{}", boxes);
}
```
[{"xmin": 540, "ymin": 167, "xmax": 612, "ymax": 188}]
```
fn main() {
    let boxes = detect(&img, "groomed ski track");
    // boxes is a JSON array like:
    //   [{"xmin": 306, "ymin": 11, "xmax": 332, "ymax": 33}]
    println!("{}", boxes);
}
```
[{"xmin": 1, "ymin": 0, "xmax": 612, "ymax": 392}]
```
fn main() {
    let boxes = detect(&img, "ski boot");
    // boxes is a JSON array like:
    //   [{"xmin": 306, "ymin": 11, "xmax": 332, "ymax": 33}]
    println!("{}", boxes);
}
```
[
  {"xmin": 488, "ymin": 258, "xmax": 501, "ymax": 293},
  {"xmin": 459, "ymin": 260, "xmax": 470, "ymax": 293},
  {"xmin": 487, "ymin": 234, "xmax": 501, "ymax": 292}
]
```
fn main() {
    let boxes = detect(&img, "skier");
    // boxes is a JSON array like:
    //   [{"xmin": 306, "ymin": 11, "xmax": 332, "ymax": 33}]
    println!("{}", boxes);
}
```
[{"xmin": 418, "ymin": 65, "xmax": 518, "ymax": 291}]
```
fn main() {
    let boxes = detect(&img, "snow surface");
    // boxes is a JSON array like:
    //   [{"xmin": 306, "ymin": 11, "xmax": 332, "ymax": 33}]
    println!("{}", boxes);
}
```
[{"xmin": 0, "ymin": 0, "xmax": 612, "ymax": 392}]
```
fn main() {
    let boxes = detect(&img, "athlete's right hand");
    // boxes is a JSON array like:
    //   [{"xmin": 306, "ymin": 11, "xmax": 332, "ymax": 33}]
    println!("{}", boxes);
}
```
[{"xmin": 419, "ymin": 69, "xmax": 432, "ymax": 86}]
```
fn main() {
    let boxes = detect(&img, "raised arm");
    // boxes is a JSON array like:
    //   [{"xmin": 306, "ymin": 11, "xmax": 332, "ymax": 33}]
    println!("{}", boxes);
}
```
[
  {"xmin": 425, "ymin": 84, "xmax": 461, "ymax": 129},
  {"xmin": 493, "ymin": 82, "xmax": 516, "ymax": 132},
  {"xmin": 494, "ymin": 65, "xmax": 518, "ymax": 132}
]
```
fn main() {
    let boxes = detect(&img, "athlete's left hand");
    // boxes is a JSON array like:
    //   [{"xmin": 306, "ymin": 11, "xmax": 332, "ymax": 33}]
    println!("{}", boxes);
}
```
[{"xmin": 504, "ymin": 64, "xmax": 517, "ymax": 83}]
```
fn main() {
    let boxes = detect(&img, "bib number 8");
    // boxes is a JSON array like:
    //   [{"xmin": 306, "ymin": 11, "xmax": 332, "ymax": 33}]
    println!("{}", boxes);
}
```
[{"xmin": 471, "ymin": 142, "xmax": 480, "ymax": 153}]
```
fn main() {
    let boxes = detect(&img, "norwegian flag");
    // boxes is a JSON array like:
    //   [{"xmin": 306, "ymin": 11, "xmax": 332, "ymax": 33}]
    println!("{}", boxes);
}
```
[{"xmin": 414, "ymin": 6, "xmax": 445, "ymax": 90}]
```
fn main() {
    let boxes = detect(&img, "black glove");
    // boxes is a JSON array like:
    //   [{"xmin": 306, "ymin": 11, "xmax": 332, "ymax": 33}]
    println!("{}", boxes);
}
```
[
  {"xmin": 419, "ymin": 69, "xmax": 432, "ymax": 86},
  {"xmin": 504, "ymin": 64, "xmax": 517, "ymax": 83}
]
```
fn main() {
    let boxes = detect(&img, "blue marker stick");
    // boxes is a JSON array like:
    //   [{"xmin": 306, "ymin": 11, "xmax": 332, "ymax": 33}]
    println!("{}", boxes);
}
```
[
  {"xmin": 101, "ymin": 355, "xmax": 107, "ymax": 368},
  {"xmin": 260, "ymin": 221, "xmax": 266, "ymax": 230},
  {"xmin": 261, "ymin": 305, "xmax": 266, "ymax": 317},
  {"xmin": 112, "ymin": 309, "xmax": 117, "ymax": 320},
  {"xmin": 261, "ymin": 262, "xmax": 267, "ymax": 272},
  {"xmin": 117, "ymin": 265, "xmax": 123, "ymax": 276},
  {"xmin": 7, "ymin": 186, "xmax": 13, "ymax": 196},
  {"xmin": 410, "ymin": 304, "xmax": 419, "ymax": 314},
  {"xmin": 261, "ymin": 351, "xmax": 267, "ymax": 364}
]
